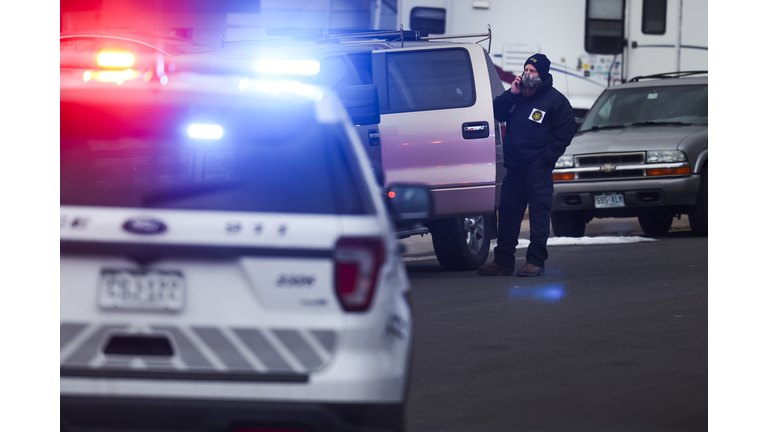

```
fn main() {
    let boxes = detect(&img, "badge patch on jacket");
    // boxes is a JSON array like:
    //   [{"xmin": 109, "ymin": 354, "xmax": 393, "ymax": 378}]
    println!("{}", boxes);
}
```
[{"xmin": 529, "ymin": 108, "xmax": 546, "ymax": 123}]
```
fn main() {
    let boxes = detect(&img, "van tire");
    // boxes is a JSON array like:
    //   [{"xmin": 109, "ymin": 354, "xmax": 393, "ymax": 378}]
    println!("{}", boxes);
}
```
[
  {"xmin": 688, "ymin": 165, "xmax": 708, "ymax": 236},
  {"xmin": 429, "ymin": 215, "xmax": 491, "ymax": 271}
]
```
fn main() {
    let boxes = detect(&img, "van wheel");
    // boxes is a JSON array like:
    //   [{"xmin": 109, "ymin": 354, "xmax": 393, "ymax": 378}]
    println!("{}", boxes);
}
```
[
  {"xmin": 638, "ymin": 212, "xmax": 673, "ymax": 236},
  {"xmin": 551, "ymin": 212, "xmax": 586, "ymax": 237},
  {"xmin": 688, "ymin": 165, "xmax": 708, "ymax": 236},
  {"xmin": 429, "ymin": 215, "xmax": 491, "ymax": 271}
]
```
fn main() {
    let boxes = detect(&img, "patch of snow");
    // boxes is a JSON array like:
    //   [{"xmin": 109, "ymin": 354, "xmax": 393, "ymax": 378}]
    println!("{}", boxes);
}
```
[
  {"xmin": 492, "ymin": 236, "xmax": 659, "ymax": 249},
  {"xmin": 403, "ymin": 236, "xmax": 657, "ymax": 261}
]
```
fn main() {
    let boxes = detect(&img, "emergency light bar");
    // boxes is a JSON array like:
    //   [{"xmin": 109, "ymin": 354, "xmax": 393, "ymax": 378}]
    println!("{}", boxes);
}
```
[
  {"xmin": 255, "ymin": 59, "xmax": 320, "ymax": 76},
  {"xmin": 97, "ymin": 52, "xmax": 135, "ymax": 68},
  {"xmin": 188, "ymin": 124, "xmax": 223, "ymax": 140}
]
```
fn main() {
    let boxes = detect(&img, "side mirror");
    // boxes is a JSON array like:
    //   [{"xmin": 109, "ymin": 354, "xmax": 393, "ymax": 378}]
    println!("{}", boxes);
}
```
[
  {"xmin": 345, "ymin": 85, "xmax": 380, "ymax": 126},
  {"xmin": 385, "ymin": 184, "xmax": 432, "ymax": 221}
]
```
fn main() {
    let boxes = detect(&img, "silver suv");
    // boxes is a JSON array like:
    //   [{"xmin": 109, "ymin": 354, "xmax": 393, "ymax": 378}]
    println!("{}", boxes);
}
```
[{"xmin": 550, "ymin": 71, "xmax": 708, "ymax": 237}]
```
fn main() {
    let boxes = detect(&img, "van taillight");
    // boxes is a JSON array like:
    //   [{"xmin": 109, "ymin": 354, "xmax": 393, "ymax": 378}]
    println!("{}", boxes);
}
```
[{"xmin": 334, "ymin": 237, "xmax": 385, "ymax": 312}]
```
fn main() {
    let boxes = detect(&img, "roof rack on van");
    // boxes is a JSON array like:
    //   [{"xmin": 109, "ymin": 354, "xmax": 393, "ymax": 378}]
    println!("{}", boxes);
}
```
[
  {"xmin": 628, "ymin": 70, "xmax": 708, "ymax": 82},
  {"xmin": 223, "ymin": 25, "xmax": 492, "ymax": 52}
]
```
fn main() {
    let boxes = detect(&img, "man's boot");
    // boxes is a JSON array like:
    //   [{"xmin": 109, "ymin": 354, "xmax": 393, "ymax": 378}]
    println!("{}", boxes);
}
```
[
  {"xmin": 478, "ymin": 261, "xmax": 515, "ymax": 276},
  {"xmin": 516, "ymin": 263, "xmax": 544, "ymax": 277}
]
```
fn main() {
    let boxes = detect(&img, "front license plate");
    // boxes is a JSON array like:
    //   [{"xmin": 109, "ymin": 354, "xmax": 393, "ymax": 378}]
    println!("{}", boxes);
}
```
[
  {"xmin": 595, "ymin": 193, "xmax": 625, "ymax": 208},
  {"xmin": 98, "ymin": 269, "xmax": 185, "ymax": 312}
]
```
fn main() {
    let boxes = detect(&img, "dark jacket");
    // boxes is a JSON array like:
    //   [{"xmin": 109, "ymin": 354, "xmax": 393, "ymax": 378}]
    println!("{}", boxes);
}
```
[{"xmin": 493, "ymin": 75, "xmax": 575, "ymax": 168}]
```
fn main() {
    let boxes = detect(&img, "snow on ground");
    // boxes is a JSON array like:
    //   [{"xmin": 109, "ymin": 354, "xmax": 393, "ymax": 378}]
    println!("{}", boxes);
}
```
[
  {"xmin": 402, "ymin": 236, "xmax": 658, "ymax": 262},
  {"xmin": 501, "ymin": 236, "xmax": 659, "ymax": 249}
]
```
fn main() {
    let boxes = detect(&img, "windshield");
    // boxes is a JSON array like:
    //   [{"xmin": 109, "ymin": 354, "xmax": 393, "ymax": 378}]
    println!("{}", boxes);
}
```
[
  {"xmin": 61, "ymin": 91, "xmax": 374, "ymax": 215},
  {"xmin": 579, "ymin": 83, "xmax": 707, "ymax": 132}
]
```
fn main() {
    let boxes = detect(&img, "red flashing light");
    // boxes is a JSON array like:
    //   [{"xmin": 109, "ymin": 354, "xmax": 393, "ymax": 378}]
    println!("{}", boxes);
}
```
[
  {"xmin": 97, "ymin": 51, "xmax": 134, "ymax": 68},
  {"xmin": 388, "ymin": 191, "xmax": 396, "ymax": 199}
]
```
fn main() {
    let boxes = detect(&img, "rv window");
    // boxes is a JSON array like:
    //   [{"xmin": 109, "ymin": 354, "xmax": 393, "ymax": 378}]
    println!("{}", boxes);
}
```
[
  {"xmin": 384, "ymin": 49, "xmax": 475, "ymax": 114},
  {"xmin": 642, "ymin": 0, "xmax": 667, "ymax": 35},
  {"xmin": 410, "ymin": 7, "xmax": 446, "ymax": 35},
  {"xmin": 584, "ymin": 0, "xmax": 625, "ymax": 54}
]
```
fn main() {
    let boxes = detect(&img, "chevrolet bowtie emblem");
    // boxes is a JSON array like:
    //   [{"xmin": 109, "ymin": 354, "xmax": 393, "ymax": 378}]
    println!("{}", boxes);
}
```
[{"xmin": 600, "ymin": 164, "xmax": 617, "ymax": 173}]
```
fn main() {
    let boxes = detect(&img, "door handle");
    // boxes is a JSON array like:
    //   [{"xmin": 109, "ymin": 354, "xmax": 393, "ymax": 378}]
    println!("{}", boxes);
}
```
[
  {"xmin": 368, "ymin": 130, "xmax": 380, "ymax": 146},
  {"xmin": 462, "ymin": 121, "xmax": 490, "ymax": 139}
]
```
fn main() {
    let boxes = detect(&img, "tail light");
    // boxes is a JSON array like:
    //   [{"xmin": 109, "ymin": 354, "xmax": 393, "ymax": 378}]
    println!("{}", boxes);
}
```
[{"xmin": 334, "ymin": 237, "xmax": 386, "ymax": 312}]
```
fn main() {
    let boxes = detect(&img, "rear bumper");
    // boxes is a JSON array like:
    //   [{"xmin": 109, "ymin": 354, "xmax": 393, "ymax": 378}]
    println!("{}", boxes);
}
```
[
  {"xmin": 552, "ymin": 175, "xmax": 700, "ymax": 214},
  {"xmin": 61, "ymin": 395, "xmax": 403, "ymax": 432}
]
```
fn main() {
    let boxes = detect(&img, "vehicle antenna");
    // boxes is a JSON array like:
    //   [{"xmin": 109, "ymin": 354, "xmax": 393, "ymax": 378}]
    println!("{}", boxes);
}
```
[{"xmin": 562, "ymin": 57, "xmax": 570, "ymax": 99}]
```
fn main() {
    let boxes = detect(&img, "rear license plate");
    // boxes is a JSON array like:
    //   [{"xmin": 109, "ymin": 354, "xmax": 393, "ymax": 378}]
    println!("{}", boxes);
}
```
[
  {"xmin": 98, "ymin": 269, "xmax": 185, "ymax": 312},
  {"xmin": 595, "ymin": 193, "xmax": 625, "ymax": 208}
]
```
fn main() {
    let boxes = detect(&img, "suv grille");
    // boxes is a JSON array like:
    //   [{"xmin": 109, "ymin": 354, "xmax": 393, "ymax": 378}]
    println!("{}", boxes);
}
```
[
  {"xmin": 574, "ymin": 152, "xmax": 646, "ymax": 180},
  {"xmin": 575, "ymin": 153, "xmax": 645, "ymax": 166}
]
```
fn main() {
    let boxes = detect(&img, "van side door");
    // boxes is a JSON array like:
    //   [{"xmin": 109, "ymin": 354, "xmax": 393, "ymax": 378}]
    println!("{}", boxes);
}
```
[{"xmin": 371, "ymin": 44, "xmax": 496, "ymax": 218}]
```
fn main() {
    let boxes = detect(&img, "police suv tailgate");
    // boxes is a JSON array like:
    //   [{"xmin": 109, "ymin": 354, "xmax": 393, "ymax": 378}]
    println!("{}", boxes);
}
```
[{"xmin": 60, "ymin": 207, "xmax": 345, "ymax": 383}]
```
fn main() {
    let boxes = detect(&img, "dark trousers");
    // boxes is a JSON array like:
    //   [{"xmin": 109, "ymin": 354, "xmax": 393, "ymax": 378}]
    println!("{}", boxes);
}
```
[{"xmin": 493, "ymin": 162, "xmax": 554, "ymax": 269}]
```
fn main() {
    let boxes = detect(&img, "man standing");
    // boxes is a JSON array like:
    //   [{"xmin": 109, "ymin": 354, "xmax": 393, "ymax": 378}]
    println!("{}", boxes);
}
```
[{"xmin": 479, "ymin": 53, "xmax": 575, "ymax": 277}]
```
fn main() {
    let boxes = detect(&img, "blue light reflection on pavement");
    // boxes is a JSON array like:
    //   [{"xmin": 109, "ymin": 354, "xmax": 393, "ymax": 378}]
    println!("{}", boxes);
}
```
[{"xmin": 507, "ymin": 285, "xmax": 566, "ymax": 303}]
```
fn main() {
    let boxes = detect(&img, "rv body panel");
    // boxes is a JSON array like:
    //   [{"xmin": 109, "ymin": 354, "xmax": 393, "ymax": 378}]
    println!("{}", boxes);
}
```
[{"xmin": 398, "ymin": 0, "xmax": 707, "ymax": 111}]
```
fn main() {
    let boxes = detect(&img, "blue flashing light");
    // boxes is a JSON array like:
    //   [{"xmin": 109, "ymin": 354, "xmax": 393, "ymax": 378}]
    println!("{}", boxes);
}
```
[
  {"xmin": 188, "ymin": 124, "xmax": 223, "ymax": 140},
  {"xmin": 253, "ymin": 80, "xmax": 324, "ymax": 101},
  {"xmin": 255, "ymin": 59, "xmax": 321, "ymax": 76},
  {"xmin": 507, "ymin": 285, "xmax": 566, "ymax": 303}
]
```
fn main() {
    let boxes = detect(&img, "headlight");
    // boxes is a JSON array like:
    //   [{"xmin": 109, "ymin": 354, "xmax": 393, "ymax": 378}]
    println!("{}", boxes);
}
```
[
  {"xmin": 647, "ymin": 150, "xmax": 687, "ymax": 163},
  {"xmin": 555, "ymin": 155, "xmax": 574, "ymax": 168}
]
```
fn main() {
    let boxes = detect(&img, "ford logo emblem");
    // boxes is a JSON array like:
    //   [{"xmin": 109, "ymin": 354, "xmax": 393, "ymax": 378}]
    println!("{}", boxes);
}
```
[{"xmin": 122, "ymin": 217, "xmax": 167, "ymax": 235}]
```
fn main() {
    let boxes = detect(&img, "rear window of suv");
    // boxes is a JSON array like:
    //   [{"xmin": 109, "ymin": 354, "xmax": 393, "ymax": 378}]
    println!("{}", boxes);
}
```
[
  {"xmin": 384, "ymin": 48, "xmax": 475, "ymax": 113},
  {"xmin": 61, "ymin": 92, "xmax": 375, "ymax": 215}
]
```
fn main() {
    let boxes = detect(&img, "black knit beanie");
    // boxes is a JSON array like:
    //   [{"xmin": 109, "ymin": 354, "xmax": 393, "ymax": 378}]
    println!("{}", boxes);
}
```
[{"xmin": 524, "ymin": 53, "xmax": 551, "ymax": 78}]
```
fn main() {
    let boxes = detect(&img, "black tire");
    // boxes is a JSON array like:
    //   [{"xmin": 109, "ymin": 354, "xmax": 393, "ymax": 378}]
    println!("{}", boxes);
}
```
[
  {"xmin": 689, "ymin": 165, "xmax": 708, "ymax": 236},
  {"xmin": 429, "ymin": 215, "xmax": 491, "ymax": 271},
  {"xmin": 551, "ymin": 212, "xmax": 586, "ymax": 237},
  {"xmin": 638, "ymin": 212, "xmax": 674, "ymax": 236}
]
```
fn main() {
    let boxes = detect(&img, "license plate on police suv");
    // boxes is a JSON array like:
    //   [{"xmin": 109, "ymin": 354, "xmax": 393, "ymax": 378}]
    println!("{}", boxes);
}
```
[
  {"xmin": 595, "ymin": 193, "xmax": 625, "ymax": 208},
  {"xmin": 98, "ymin": 269, "xmax": 185, "ymax": 312}
]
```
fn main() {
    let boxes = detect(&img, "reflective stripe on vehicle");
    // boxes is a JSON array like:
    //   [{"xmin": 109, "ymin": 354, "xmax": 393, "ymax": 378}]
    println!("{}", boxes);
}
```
[{"xmin": 60, "ymin": 322, "xmax": 338, "ymax": 377}]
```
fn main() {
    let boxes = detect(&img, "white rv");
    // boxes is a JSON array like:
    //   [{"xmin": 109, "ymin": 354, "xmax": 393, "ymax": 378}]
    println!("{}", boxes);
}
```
[{"xmin": 395, "ymin": 0, "xmax": 708, "ymax": 116}]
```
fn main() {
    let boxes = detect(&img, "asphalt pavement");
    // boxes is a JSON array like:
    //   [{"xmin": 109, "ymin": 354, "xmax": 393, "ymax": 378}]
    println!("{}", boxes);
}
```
[
  {"xmin": 400, "ymin": 215, "xmax": 693, "ymax": 259},
  {"xmin": 399, "ymin": 216, "xmax": 707, "ymax": 432}
]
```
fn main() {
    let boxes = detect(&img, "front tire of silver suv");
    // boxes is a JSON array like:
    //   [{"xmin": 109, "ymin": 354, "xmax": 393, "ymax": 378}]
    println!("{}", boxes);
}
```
[
  {"xmin": 429, "ymin": 215, "xmax": 491, "ymax": 271},
  {"xmin": 638, "ymin": 211, "xmax": 674, "ymax": 236},
  {"xmin": 688, "ymin": 165, "xmax": 708, "ymax": 236},
  {"xmin": 551, "ymin": 212, "xmax": 586, "ymax": 237}
]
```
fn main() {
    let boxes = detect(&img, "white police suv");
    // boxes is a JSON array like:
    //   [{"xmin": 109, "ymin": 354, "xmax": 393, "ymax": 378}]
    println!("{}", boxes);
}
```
[{"xmin": 60, "ymin": 63, "xmax": 430, "ymax": 432}]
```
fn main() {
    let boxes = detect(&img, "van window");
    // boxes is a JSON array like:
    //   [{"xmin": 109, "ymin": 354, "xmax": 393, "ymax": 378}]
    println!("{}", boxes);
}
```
[
  {"xmin": 347, "ymin": 52, "xmax": 373, "ymax": 85},
  {"xmin": 385, "ymin": 49, "xmax": 475, "ymax": 114},
  {"xmin": 317, "ymin": 57, "xmax": 357, "ymax": 101},
  {"xmin": 642, "ymin": 0, "xmax": 667, "ymax": 35}
]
